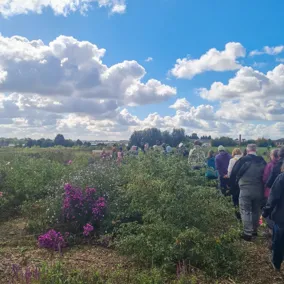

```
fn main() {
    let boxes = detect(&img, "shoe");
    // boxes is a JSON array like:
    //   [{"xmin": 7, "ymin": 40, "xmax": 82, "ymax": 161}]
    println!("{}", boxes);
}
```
[
  {"xmin": 269, "ymin": 255, "xmax": 280, "ymax": 272},
  {"xmin": 241, "ymin": 234, "xmax": 252, "ymax": 242}
]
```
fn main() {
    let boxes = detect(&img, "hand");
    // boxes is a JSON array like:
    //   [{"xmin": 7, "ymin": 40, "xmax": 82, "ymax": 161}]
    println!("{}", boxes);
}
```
[{"xmin": 223, "ymin": 175, "xmax": 228, "ymax": 179}]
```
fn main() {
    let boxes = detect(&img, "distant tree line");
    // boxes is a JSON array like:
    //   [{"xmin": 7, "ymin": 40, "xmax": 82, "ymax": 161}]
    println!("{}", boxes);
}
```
[
  {"xmin": 211, "ymin": 137, "xmax": 275, "ymax": 147},
  {"xmin": 129, "ymin": 128, "xmax": 187, "ymax": 148},
  {"xmin": 0, "ymin": 134, "xmax": 91, "ymax": 148}
]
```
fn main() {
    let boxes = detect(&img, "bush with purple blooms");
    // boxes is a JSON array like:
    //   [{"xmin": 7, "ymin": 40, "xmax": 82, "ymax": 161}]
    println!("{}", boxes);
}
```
[
  {"xmin": 38, "ymin": 229, "xmax": 67, "ymax": 251},
  {"xmin": 63, "ymin": 183, "xmax": 106, "ymax": 234},
  {"xmin": 83, "ymin": 223, "xmax": 94, "ymax": 236}
]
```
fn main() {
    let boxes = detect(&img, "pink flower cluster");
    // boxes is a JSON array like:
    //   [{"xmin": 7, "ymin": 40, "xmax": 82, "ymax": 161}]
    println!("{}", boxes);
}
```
[
  {"xmin": 63, "ymin": 184, "xmax": 106, "ymax": 233},
  {"xmin": 38, "ymin": 230, "xmax": 67, "ymax": 251},
  {"xmin": 83, "ymin": 223, "xmax": 94, "ymax": 236}
]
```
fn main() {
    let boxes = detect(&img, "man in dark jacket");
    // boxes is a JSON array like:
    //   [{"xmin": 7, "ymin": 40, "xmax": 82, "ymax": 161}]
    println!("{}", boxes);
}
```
[
  {"xmin": 231, "ymin": 144, "xmax": 266, "ymax": 241},
  {"xmin": 266, "ymin": 147, "xmax": 284, "ymax": 188},
  {"xmin": 263, "ymin": 168, "xmax": 284, "ymax": 271}
]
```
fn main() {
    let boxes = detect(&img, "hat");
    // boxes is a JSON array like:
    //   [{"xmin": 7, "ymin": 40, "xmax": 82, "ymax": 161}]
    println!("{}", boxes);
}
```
[{"xmin": 218, "ymin": 145, "xmax": 225, "ymax": 151}]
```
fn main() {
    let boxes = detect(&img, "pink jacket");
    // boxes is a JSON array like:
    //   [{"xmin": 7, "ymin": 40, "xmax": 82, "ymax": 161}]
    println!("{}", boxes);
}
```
[{"xmin": 263, "ymin": 159, "xmax": 278, "ymax": 198}]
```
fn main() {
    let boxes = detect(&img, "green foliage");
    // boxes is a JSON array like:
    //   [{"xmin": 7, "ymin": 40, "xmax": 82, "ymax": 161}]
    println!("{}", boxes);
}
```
[
  {"xmin": 0, "ymin": 149, "xmax": 89, "ymax": 219},
  {"xmin": 129, "ymin": 128, "xmax": 186, "ymax": 147},
  {"xmin": 211, "ymin": 137, "xmax": 237, "ymax": 147},
  {"xmin": 114, "ymin": 153, "xmax": 243, "ymax": 277}
]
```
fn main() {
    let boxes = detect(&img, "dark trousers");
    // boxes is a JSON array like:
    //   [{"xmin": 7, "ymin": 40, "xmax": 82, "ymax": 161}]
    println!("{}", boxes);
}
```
[
  {"xmin": 219, "ymin": 177, "xmax": 229, "ymax": 196},
  {"xmin": 272, "ymin": 224, "xmax": 284, "ymax": 269}
]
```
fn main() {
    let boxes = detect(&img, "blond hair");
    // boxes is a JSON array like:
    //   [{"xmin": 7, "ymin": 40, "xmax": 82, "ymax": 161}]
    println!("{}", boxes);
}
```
[{"xmin": 232, "ymin": 148, "xmax": 242, "ymax": 157}]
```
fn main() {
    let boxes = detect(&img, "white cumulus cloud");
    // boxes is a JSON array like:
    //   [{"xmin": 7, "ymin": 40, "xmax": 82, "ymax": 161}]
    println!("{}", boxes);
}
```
[
  {"xmin": 171, "ymin": 42, "xmax": 246, "ymax": 79},
  {"xmin": 0, "ymin": 34, "xmax": 176, "ymax": 107},
  {"xmin": 0, "ymin": 0, "xmax": 126, "ymax": 17},
  {"xmin": 250, "ymin": 45, "xmax": 284, "ymax": 56}
]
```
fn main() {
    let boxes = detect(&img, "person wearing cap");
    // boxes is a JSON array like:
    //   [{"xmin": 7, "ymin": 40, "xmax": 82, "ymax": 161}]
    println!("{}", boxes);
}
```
[
  {"xmin": 215, "ymin": 145, "xmax": 231, "ymax": 195},
  {"xmin": 231, "ymin": 144, "xmax": 266, "ymax": 241},
  {"xmin": 188, "ymin": 140, "xmax": 206, "ymax": 170}
]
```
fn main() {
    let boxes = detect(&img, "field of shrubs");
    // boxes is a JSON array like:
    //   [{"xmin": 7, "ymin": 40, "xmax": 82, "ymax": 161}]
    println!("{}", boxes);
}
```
[{"xmin": 0, "ymin": 148, "xmax": 281, "ymax": 283}]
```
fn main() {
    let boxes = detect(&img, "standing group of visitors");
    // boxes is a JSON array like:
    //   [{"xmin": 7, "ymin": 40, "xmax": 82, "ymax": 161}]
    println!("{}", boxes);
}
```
[{"xmin": 203, "ymin": 143, "xmax": 284, "ymax": 271}]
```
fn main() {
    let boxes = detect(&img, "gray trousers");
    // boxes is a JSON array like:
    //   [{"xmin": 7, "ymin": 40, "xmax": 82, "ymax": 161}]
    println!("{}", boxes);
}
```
[{"xmin": 239, "ymin": 195, "xmax": 262, "ymax": 236}]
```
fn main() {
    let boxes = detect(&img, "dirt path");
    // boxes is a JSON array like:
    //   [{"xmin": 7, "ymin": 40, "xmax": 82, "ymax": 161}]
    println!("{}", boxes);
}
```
[
  {"xmin": 0, "ymin": 219, "xmax": 130, "ymax": 283},
  {"xmin": 0, "ymin": 219, "xmax": 284, "ymax": 284}
]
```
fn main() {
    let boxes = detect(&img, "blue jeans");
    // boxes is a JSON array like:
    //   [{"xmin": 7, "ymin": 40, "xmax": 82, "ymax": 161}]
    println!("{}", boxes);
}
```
[{"xmin": 272, "ymin": 224, "xmax": 284, "ymax": 269}]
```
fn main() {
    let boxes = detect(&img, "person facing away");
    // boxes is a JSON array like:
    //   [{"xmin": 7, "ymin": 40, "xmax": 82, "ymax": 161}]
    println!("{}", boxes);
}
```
[
  {"xmin": 117, "ymin": 147, "xmax": 124, "ymax": 165},
  {"xmin": 215, "ymin": 145, "xmax": 231, "ymax": 194},
  {"xmin": 188, "ymin": 140, "xmax": 206, "ymax": 170},
  {"xmin": 266, "ymin": 147, "xmax": 284, "ymax": 189},
  {"xmin": 206, "ymin": 150, "xmax": 216, "ymax": 169},
  {"xmin": 227, "ymin": 148, "xmax": 242, "ymax": 208},
  {"xmin": 231, "ymin": 144, "xmax": 266, "ymax": 241},
  {"xmin": 262, "ymin": 149, "xmax": 279, "ymax": 232},
  {"xmin": 262, "ymin": 162, "xmax": 284, "ymax": 271},
  {"xmin": 227, "ymin": 148, "xmax": 243, "ymax": 178}
]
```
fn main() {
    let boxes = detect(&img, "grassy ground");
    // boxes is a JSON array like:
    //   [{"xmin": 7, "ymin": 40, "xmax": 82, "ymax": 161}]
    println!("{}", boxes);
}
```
[{"xmin": 0, "ymin": 218, "xmax": 283, "ymax": 284}]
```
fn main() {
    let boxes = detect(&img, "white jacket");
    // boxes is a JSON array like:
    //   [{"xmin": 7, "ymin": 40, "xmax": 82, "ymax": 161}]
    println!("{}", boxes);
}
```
[{"xmin": 227, "ymin": 155, "xmax": 242, "ymax": 178}]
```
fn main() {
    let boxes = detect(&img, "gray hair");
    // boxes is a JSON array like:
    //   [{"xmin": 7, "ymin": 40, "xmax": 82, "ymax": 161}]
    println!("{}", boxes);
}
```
[{"xmin": 247, "ymin": 144, "xmax": 257, "ymax": 152}]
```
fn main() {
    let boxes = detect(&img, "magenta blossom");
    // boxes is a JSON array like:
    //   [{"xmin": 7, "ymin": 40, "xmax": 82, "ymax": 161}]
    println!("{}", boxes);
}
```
[
  {"xmin": 83, "ymin": 223, "xmax": 94, "ymax": 236},
  {"xmin": 38, "ymin": 230, "xmax": 67, "ymax": 251}
]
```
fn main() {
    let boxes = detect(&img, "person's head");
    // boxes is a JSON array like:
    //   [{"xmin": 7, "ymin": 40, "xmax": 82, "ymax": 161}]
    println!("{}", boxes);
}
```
[
  {"xmin": 246, "ymin": 144, "xmax": 257, "ymax": 154},
  {"xmin": 279, "ymin": 147, "xmax": 284, "ymax": 159},
  {"xmin": 218, "ymin": 145, "xmax": 225, "ymax": 152},
  {"xmin": 194, "ymin": 140, "xmax": 202, "ymax": 146},
  {"xmin": 119, "ymin": 147, "xmax": 123, "ymax": 152},
  {"xmin": 270, "ymin": 149, "xmax": 279, "ymax": 161},
  {"xmin": 207, "ymin": 150, "xmax": 214, "ymax": 158},
  {"xmin": 232, "ymin": 148, "xmax": 242, "ymax": 157},
  {"xmin": 166, "ymin": 145, "xmax": 172, "ymax": 153}
]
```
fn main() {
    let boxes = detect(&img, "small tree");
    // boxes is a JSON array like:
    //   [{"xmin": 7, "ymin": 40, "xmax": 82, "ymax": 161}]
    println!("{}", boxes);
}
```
[
  {"xmin": 76, "ymin": 139, "xmax": 83, "ymax": 146},
  {"xmin": 54, "ymin": 134, "xmax": 65, "ymax": 146}
]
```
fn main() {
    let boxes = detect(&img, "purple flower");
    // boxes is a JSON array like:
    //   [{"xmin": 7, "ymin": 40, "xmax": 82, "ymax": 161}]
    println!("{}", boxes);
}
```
[
  {"xmin": 38, "ymin": 230, "xmax": 67, "ymax": 251},
  {"xmin": 83, "ymin": 223, "xmax": 94, "ymax": 236}
]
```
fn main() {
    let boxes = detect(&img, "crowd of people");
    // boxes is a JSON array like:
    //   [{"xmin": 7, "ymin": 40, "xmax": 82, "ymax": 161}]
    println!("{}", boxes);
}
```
[
  {"xmin": 189, "ymin": 142, "xmax": 284, "ymax": 271},
  {"xmin": 99, "ymin": 141, "xmax": 284, "ymax": 271}
]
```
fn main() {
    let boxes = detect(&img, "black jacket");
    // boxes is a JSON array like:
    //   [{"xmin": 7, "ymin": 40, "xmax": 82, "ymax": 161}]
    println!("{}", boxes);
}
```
[
  {"xmin": 266, "ymin": 158, "xmax": 284, "ymax": 188},
  {"xmin": 263, "ymin": 173, "xmax": 284, "ymax": 227},
  {"xmin": 230, "ymin": 155, "xmax": 266, "ymax": 198}
]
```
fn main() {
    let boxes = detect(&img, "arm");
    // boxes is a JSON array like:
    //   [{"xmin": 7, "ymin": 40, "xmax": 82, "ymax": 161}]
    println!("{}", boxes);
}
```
[
  {"xmin": 227, "ymin": 159, "xmax": 235, "ymax": 178},
  {"xmin": 263, "ymin": 163, "xmax": 272, "ymax": 185},
  {"xmin": 266, "ymin": 165, "xmax": 279, "ymax": 188},
  {"xmin": 215, "ymin": 156, "xmax": 220, "ymax": 172},
  {"xmin": 263, "ymin": 174, "xmax": 284, "ymax": 218}
]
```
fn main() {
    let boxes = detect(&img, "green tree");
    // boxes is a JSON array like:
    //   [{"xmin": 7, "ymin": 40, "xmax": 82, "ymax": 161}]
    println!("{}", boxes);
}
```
[
  {"xmin": 76, "ymin": 139, "xmax": 83, "ymax": 146},
  {"xmin": 54, "ymin": 134, "xmax": 66, "ymax": 146},
  {"xmin": 171, "ymin": 128, "xmax": 185, "ymax": 147}
]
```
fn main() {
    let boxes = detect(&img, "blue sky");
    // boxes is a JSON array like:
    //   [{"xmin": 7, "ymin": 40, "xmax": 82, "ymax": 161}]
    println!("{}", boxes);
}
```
[{"xmin": 1, "ymin": 0, "xmax": 284, "ymax": 139}]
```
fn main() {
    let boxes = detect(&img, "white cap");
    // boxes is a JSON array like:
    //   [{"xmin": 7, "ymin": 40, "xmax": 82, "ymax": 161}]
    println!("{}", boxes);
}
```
[{"xmin": 218, "ymin": 145, "xmax": 225, "ymax": 151}]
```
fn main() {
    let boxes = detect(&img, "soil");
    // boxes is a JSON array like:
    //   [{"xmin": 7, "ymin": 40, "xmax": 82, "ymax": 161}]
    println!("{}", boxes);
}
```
[{"xmin": 0, "ymin": 219, "xmax": 283, "ymax": 284}]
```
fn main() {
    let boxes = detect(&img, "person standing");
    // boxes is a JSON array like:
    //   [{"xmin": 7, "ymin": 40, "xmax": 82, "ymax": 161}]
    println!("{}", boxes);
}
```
[
  {"xmin": 215, "ymin": 145, "xmax": 231, "ymax": 195},
  {"xmin": 117, "ymin": 147, "xmax": 124, "ymax": 165},
  {"xmin": 206, "ymin": 150, "xmax": 216, "ymax": 169},
  {"xmin": 263, "ymin": 149, "xmax": 279, "ymax": 233},
  {"xmin": 227, "ymin": 148, "xmax": 242, "ymax": 207},
  {"xmin": 231, "ymin": 144, "xmax": 266, "ymax": 241},
  {"xmin": 188, "ymin": 140, "xmax": 206, "ymax": 170},
  {"xmin": 262, "ymin": 165, "xmax": 284, "ymax": 271},
  {"xmin": 266, "ymin": 147, "xmax": 284, "ymax": 189},
  {"xmin": 227, "ymin": 148, "xmax": 243, "ymax": 178}
]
